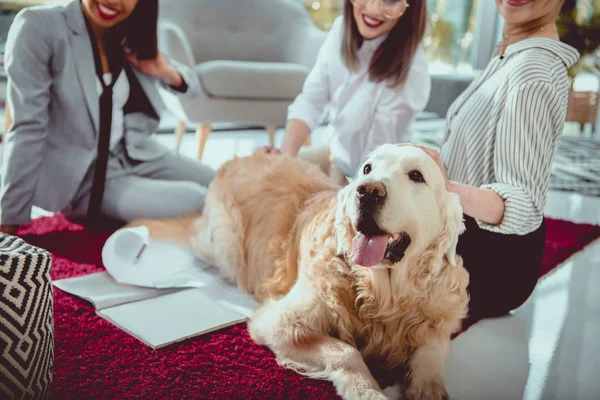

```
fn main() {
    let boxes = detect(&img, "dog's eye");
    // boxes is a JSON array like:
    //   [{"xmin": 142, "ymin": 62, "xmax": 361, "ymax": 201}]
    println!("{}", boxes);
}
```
[
  {"xmin": 363, "ymin": 164, "xmax": 372, "ymax": 175},
  {"xmin": 408, "ymin": 170, "xmax": 425, "ymax": 183}
]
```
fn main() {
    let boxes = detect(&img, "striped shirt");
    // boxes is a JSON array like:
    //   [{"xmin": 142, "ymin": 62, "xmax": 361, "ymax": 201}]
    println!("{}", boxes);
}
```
[{"xmin": 440, "ymin": 38, "xmax": 580, "ymax": 235}]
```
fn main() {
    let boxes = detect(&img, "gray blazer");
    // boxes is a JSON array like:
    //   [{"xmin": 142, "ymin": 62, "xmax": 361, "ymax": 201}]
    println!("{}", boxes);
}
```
[{"xmin": 0, "ymin": 0, "xmax": 200, "ymax": 225}]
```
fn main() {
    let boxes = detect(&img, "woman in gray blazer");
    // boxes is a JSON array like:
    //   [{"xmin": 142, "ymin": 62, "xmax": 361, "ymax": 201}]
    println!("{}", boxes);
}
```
[{"xmin": 0, "ymin": 0, "xmax": 215, "ymax": 234}]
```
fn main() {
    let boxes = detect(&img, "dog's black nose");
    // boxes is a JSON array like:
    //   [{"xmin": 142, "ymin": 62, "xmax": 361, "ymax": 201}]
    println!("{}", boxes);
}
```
[
  {"xmin": 357, "ymin": 181, "xmax": 387, "ymax": 202},
  {"xmin": 356, "ymin": 181, "xmax": 387, "ymax": 236}
]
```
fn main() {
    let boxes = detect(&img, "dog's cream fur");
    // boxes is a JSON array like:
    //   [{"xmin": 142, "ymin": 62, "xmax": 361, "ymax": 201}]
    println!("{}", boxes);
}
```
[{"xmin": 131, "ymin": 144, "xmax": 469, "ymax": 400}]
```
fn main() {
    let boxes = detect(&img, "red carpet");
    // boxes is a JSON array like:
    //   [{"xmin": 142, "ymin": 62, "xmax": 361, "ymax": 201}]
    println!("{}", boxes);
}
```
[{"xmin": 16, "ymin": 215, "xmax": 600, "ymax": 399}]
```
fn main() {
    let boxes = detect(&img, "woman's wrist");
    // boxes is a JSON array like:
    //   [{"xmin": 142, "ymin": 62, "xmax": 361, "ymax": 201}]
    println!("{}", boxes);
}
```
[
  {"xmin": 446, "ymin": 180, "xmax": 505, "ymax": 226},
  {"xmin": 160, "ymin": 66, "xmax": 183, "ymax": 88},
  {"xmin": 447, "ymin": 180, "xmax": 458, "ymax": 194},
  {"xmin": 281, "ymin": 119, "xmax": 310, "ymax": 157},
  {"xmin": 281, "ymin": 142, "xmax": 300, "ymax": 157}
]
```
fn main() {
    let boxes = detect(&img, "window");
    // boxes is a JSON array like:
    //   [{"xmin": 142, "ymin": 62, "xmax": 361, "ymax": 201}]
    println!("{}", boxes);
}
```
[
  {"xmin": 0, "ymin": 4, "xmax": 19, "ymax": 55},
  {"xmin": 301, "ymin": 0, "xmax": 498, "ymax": 73},
  {"xmin": 424, "ymin": 0, "xmax": 480, "ymax": 73},
  {"xmin": 0, "ymin": 1, "xmax": 68, "ymax": 55}
]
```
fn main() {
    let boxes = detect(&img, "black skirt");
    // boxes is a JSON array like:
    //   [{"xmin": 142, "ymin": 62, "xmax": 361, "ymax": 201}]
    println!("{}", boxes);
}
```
[{"xmin": 457, "ymin": 215, "xmax": 546, "ymax": 321}]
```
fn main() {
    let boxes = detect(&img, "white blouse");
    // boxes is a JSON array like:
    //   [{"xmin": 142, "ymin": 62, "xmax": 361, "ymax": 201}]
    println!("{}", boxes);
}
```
[
  {"xmin": 287, "ymin": 16, "xmax": 431, "ymax": 178},
  {"xmin": 440, "ymin": 38, "xmax": 580, "ymax": 235},
  {"xmin": 96, "ymin": 70, "xmax": 130, "ymax": 150}
]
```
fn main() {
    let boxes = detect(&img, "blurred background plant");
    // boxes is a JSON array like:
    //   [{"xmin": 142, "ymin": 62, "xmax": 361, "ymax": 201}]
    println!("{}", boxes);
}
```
[
  {"xmin": 557, "ymin": 0, "xmax": 600, "ymax": 135},
  {"xmin": 299, "ymin": 0, "xmax": 341, "ymax": 31},
  {"xmin": 557, "ymin": 0, "xmax": 600, "ymax": 82},
  {"xmin": 422, "ymin": 0, "xmax": 478, "ymax": 72}
]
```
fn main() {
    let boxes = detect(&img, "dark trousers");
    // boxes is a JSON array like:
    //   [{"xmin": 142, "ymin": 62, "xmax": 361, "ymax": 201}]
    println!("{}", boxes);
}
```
[{"xmin": 457, "ymin": 215, "xmax": 546, "ymax": 321}]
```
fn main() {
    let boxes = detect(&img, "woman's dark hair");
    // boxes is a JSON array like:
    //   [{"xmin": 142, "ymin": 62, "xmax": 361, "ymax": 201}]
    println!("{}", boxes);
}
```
[
  {"xmin": 341, "ymin": 0, "xmax": 427, "ymax": 88},
  {"xmin": 115, "ymin": 0, "xmax": 159, "ymax": 60}
]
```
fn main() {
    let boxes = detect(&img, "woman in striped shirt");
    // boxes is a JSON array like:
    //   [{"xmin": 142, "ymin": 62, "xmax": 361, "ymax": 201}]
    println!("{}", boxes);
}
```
[{"xmin": 405, "ymin": 0, "xmax": 580, "ymax": 321}]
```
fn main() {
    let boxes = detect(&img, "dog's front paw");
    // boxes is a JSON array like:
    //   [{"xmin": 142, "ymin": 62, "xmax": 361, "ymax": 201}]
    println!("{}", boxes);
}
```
[
  {"xmin": 337, "ymin": 378, "xmax": 391, "ymax": 400},
  {"xmin": 404, "ymin": 380, "xmax": 450, "ymax": 400},
  {"xmin": 355, "ymin": 387, "xmax": 391, "ymax": 400}
]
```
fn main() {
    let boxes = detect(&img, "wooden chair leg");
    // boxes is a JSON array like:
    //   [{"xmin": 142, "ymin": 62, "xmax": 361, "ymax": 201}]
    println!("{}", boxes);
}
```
[
  {"xmin": 266, "ymin": 125, "xmax": 277, "ymax": 148},
  {"xmin": 196, "ymin": 123, "xmax": 211, "ymax": 160},
  {"xmin": 174, "ymin": 120, "xmax": 186, "ymax": 152}
]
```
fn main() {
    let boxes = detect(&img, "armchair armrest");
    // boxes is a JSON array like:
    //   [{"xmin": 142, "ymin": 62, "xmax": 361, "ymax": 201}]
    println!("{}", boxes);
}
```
[{"xmin": 158, "ymin": 20, "xmax": 196, "ymax": 68}]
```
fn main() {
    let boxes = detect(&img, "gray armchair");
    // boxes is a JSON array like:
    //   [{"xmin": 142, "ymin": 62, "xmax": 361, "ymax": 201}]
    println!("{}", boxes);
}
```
[{"xmin": 158, "ymin": 0, "xmax": 327, "ymax": 159}]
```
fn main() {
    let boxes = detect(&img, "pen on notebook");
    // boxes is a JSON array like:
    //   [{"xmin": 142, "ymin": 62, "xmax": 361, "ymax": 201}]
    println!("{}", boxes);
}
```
[{"xmin": 134, "ymin": 243, "xmax": 147, "ymax": 262}]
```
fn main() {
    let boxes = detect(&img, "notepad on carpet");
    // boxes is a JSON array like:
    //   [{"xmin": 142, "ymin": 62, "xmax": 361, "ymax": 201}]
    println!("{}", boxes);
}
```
[{"xmin": 53, "ymin": 226, "xmax": 260, "ymax": 349}]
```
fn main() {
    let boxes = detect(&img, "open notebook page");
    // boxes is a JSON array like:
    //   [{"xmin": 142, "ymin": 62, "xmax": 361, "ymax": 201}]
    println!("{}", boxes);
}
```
[
  {"xmin": 98, "ymin": 288, "xmax": 247, "ymax": 349},
  {"xmin": 52, "ymin": 272, "xmax": 179, "ymax": 310}
]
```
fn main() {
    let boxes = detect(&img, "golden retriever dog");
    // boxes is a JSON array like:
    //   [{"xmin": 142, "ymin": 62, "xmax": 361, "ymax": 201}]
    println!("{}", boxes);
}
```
[{"xmin": 133, "ymin": 144, "xmax": 469, "ymax": 400}]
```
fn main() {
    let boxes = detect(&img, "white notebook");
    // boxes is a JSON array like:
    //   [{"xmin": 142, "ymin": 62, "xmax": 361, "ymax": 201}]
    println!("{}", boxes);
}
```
[{"xmin": 53, "ymin": 226, "xmax": 260, "ymax": 349}]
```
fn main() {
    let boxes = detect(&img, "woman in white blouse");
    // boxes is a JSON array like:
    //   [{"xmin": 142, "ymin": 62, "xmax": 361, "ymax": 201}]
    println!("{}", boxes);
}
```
[
  {"xmin": 264, "ymin": 0, "xmax": 431, "ymax": 184},
  {"xmin": 403, "ymin": 0, "xmax": 580, "ymax": 322}
]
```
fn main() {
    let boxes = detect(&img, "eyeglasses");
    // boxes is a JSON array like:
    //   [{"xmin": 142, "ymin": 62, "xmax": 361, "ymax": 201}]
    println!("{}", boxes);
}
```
[{"xmin": 349, "ymin": 0, "xmax": 410, "ymax": 19}]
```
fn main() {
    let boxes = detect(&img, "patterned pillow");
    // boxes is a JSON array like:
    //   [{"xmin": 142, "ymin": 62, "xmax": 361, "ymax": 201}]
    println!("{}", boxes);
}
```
[{"xmin": 0, "ymin": 233, "xmax": 54, "ymax": 399}]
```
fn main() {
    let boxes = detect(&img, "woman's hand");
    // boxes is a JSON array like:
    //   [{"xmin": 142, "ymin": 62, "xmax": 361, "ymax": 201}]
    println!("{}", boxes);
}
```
[
  {"xmin": 260, "ymin": 146, "xmax": 282, "ymax": 155},
  {"xmin": 0, "ymin": 225, "xmax": 18, "ymax": 235},
  {"xmin": 398, "ymin": 143, "xmax": 506, "ymax": 225},
  {"xmin": 304, "ymin": 190, "xmax": 337, "ymax": 206},
  {"xmin": 397, "ymin": 143, "xmax": 450, "ymax": 190},
  {"xmin": 125, "ymin": 48, "xmax": 183, "ymax": 87}
]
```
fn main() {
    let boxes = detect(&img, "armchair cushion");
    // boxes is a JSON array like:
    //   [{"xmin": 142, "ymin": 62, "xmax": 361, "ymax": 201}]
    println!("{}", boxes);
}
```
[{"xmin": 197, "ymin": 60, "xmax": 309, "ymax": 101}]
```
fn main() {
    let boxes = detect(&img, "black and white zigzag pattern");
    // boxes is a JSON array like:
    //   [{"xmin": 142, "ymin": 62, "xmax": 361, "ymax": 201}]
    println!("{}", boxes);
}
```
[{"xmin": 0, "ymin": 234, "xmax": 53, "ymax": 400}]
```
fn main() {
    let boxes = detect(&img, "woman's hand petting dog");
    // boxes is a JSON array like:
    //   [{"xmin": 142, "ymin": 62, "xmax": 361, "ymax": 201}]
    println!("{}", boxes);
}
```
[
  {"xmin": 261, "ymin": 146, "xmax": 282, "ymax": 155},
  {"xmin": 398, "ymin": 143, "xmax": 450, "ymax": 190}
]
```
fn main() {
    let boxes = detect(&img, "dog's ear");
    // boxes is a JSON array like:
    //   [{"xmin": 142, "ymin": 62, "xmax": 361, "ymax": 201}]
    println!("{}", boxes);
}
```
[{"xmin": 441, "ymin": 192, "xmax": 465, "ymax": 266}]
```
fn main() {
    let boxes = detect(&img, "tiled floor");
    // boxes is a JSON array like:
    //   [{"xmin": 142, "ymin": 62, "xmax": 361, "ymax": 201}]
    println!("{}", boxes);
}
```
[{"xmin": 158, "ymin": 127, "xmax": 600, "ymax": 400}]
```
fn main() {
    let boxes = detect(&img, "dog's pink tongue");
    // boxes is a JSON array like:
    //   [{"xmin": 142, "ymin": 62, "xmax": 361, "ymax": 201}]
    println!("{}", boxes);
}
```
[{"xmin": 351, "ymin": 233, "xmax": 388, "ymax": 267}]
